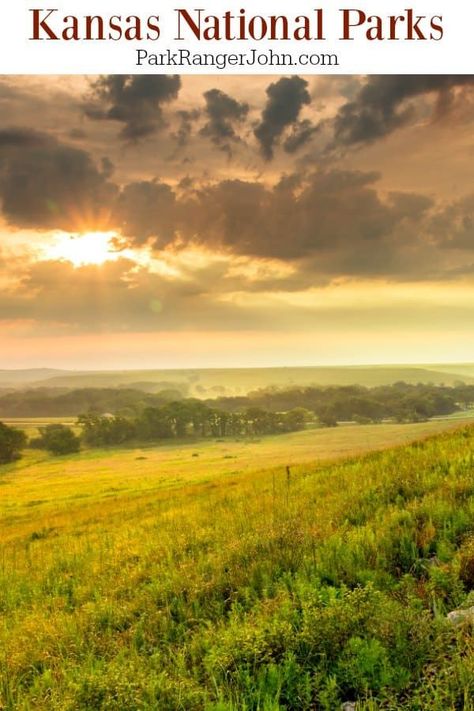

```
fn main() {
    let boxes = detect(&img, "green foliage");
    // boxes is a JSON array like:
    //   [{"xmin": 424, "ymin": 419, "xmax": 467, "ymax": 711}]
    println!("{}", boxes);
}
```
[
  {"xmin": 0, "ymin": 420, "xmax": 27, "ymax": 463},
  {"xmin": 31, "ymin": 424, "xmax": 81, "ymax": 456},
  {"xmin": 459, "ymin": 535, "xmax": 474, "ymax": 588},
  {"xmin": 77, "ymin": 401, "xmax": 310, "ymax": 447},
  {"xmin": 318, "ymin": 408, "xmax": 339, "ymax": 427},
  {"xmin": 215, "ymin": 381, "xmax": 472, "ymax": 424},
  {"xmin": 336, "ymin": 637, "xmax": 397, "ymax": 694},
  {"xmin": 0, "ymin": 381, "xmax": 472, "ymax": 424},
  {"xmin": 0, "ymin": 386, "xmax": 183, "ymax": 418},
  {"xmin": 79, "ymin": 413, "xmax": 137, "ymax": 446}
]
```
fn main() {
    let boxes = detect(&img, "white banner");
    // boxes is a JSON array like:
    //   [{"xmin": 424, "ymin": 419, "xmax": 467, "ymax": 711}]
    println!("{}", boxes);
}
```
[{"xmin": 0, "ymin": 1, "xmax": 472, "ymax": 74}]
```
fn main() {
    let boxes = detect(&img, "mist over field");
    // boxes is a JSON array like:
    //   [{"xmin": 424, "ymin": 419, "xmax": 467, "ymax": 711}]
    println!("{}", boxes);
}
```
[{"xmin": 1, "ymin": 362, "xmax": 474, "ymax": 393}]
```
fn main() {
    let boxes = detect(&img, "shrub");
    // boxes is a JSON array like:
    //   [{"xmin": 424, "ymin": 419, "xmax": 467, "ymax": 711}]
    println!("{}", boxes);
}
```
[
  {"xmin": 32, "ymin": 424, "xmax": 80, "ymax": 456},
  {"xmin": 0, "ymin": 421, "xmax": 27, "ymax": 463},
  {"xmin": 459, "ymin": 536, "xmax": 474, "ymax": 588}
]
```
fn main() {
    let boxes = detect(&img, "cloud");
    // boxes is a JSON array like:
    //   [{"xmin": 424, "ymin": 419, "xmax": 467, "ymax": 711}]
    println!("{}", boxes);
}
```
[
  {"xmin": 4, "ymin": 250, "xmax": 474, "ymax": 339},
  {"xmin": 1, "ymin": 78, "xmax": 473, "ymax": 292},
  {"xmin": 0, "ymin": 124, "xmax": 464, "ymax": 286},
  {"xmin": 283, "ymin": 119, "xmax": 319, "ymax": 154},
  {"xmin": 2, "ymin": 74, "xmax": 474, "ymax": 358},
  {"xmin": 333, "ymin": 75, "xmax": 474, "ymax": 146},
  {"xmin": 0, "ymin": 128, "xmax": 116, "ymax": 231},
  {"xmin": 0, "ymin": 258, "xmax": 156, "ymax": 331},
  {"xmin": 430, "ymin": 194, "xmax": 474, "ymax": 250},
  {"xmin": 115, "ymin": 181, "xmax": 178, "ymax": 245},
  {"xmin": 0, "ymin": 127, "xmax": 50, "ymax": 148},
  {"xmin": 0, "ymin": 256, "xmax": 272, "ymax": 334},
  {"xmin": 254, "ymin": 76, "xmax": 311, "ymax": 159},
  {"xmin": 84, "ymin": 75, "xmax": 181, "ymax": 140},
  {"xmin": 180, "ymin": 170, "xmax": 433, "ymax": 271},
  {"xmin": 200, "ymin": 89, "xmax": 249, "ymax": 154},
  {"xmin": 172, "ymin": 109, "xmax": 200, "ymax": 146},
  {"xmin": 100, "ymin": 166, "xmax": 469, "ymax": 284},
  {"xmin": 0, "ymin": 78, "xmax": 86, "ymax": 141}
]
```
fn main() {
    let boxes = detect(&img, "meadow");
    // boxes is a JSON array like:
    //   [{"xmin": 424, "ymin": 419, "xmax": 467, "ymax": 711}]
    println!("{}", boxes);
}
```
[{"xmin": 1, "ymin": 419, "xmax": 474, "ymax": 709}]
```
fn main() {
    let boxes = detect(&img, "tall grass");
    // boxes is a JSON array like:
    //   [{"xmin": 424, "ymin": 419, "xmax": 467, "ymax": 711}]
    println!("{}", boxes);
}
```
[{"xmin": 1, "ymin": 426, "xmax": 474, "ymax": 709}]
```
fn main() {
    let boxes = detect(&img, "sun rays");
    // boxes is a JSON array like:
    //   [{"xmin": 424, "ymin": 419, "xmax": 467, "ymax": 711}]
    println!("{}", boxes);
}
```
[{"xmin": 44, "ymin": 231, "xmax": 121, "ymax": 267}]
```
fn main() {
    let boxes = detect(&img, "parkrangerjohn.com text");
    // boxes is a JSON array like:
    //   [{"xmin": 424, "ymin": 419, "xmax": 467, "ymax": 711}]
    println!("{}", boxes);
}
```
[{"xmin": 136, "ymin": 47, "xmax": 339, "ymax": 69}]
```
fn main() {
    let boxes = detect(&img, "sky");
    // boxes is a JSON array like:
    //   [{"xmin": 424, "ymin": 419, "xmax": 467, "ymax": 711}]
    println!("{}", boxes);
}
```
[{"xmin": 0, "ymin": 74, "xmax": 473, "ymax": 370}]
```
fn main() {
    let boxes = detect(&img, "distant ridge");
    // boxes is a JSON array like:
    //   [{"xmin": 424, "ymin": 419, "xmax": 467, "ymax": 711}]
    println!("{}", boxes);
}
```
[
  {"xmin": 0, "ymin": 364, "xmax": 472, "ymax": 396},
  {"xmin": 0, "ymin": 368, "xmax": 75, "ymax": 385}
]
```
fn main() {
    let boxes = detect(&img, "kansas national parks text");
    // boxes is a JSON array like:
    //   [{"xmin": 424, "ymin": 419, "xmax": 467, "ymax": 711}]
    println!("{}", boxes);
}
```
[{"xmin": 29, "ymin": 8, "xmax": 443, "ymax": 43}]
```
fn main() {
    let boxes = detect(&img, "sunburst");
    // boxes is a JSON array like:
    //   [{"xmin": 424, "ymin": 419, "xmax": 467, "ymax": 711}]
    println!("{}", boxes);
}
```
[{"xmin": 45, "ymin": 231, "xmax": 120, "ymax": 267}]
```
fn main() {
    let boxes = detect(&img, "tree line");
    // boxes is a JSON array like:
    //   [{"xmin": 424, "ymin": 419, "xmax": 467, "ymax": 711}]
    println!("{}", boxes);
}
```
[
  {"xmin": 0, "ymin": 402, "xmax": 308, "ymax": 461},
  {"xmin": 1, "ymin": 381, "xmax": 473, "ymax": 462},
  {"xmin": 0, "ymin": 382, "xmax": 473, "ymax": 420},
  {"xmin": 211, "ymin": 382, "xmax": 474, "ymax": 424},
  {"xmin": 78, "ymin": 402, "xmax": 308, "ymax": 447},
  {"xmin": 0, "ymin": 387, "xmax": 183, "ymax": 418}
]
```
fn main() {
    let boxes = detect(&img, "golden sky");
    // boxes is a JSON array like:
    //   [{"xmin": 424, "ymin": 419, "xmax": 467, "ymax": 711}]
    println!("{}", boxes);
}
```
[{"xmin": 0, "ymin": 74, "xmax": 473, "ymax": 368}]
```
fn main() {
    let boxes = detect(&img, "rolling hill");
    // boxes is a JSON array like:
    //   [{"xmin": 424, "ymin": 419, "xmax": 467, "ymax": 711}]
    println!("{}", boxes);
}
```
[{"xmin": 1, "ymin": 363, "xmax": 473, "ymax": 397}]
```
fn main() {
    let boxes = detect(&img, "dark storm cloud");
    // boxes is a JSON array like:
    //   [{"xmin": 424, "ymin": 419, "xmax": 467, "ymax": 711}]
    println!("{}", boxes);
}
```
[
  {"xmin": 116, "ymin": 168, "xmax": 439, "ymax": 281},
  {"xmin": 0, "ymin": 128, "xmax": 116, "ymax": 230},
  {"xmin": 0, "ymin": 127, "xmax": 50, "ymax": 148},
  {"xmin": 254, "ymin": 76, "xmax": 311, "ymax": 159},
  {"xmin": 283, "ymin": 119, "xmax": 319, "ymax": 154},
  {"xmin": 182, "ymin": 170, "xmax": 433, "ymax": 266},
  {"xmin": 172, "ymin": 109, "xmax": 200, "ymax": 146},
  {"xmin": 0, "ymin": 123, "xmax": 462, "ymax": 284},
  {"xmin": 200, "ymin": 89, "xmax": 249, "ymax": 153},
  {"xmin": 334, "ymin": 75, "xmax": 474, "ymax": 146},
  {"xmin": 84, "ymin": 75, "xmax": 181, "ymax": 140}
]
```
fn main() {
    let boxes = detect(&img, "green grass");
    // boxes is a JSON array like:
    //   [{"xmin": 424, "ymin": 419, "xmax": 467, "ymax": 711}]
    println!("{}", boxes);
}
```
[
  {"xmin": 1, "ymin": 421, "xmax": 474, "ymax": 709},
  {"xmin": 2, "ymin": 418, "xmax": 473, "ymax": 540}
]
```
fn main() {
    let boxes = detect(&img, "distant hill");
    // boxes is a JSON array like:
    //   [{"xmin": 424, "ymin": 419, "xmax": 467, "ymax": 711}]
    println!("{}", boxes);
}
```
[
  {"xmin": 0, "ymin": 369, "xmax": 77, "ymax": 387},
  {"xmin": 1, "ymin": 364, "xmax": 472, "ymax": 397},
  {"xmin": 422, "ymin": 363, "xmax": 474, "ymax": 380}
]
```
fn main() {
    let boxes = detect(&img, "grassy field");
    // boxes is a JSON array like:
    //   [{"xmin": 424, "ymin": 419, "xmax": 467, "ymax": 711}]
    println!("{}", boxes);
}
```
[
  {"xmin": 1, "ymin": 420, "xmax": 474, "ymax": 709},
  {"xmin": 2, "ymin": 418, "xmax": 474, "ymax": 540}
]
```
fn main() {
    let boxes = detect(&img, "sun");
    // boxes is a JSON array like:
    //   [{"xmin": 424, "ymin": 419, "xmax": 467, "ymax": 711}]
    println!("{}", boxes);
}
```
[{"xmin": 46, "ymin": 231, "xmax": 120, "ymax": 267}]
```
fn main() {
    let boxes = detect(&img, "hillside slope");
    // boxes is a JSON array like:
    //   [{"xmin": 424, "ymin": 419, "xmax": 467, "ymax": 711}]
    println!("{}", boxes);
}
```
[{"xmin": 1, "ymin": 425, "xmax": 474, "ymax": 709}]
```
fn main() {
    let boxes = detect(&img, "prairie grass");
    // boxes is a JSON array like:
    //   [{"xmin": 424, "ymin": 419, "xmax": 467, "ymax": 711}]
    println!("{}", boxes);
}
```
[{"xmin": 1, "ymin": 422, "xmax": 474, "ymax": 709}]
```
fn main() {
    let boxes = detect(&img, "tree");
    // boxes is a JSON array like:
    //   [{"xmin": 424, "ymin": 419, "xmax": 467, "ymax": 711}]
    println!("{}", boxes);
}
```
[
  {"xmin": 0, "ymin": 421, "xmax": 27, "ymax": 463},
  {"xmin": 135, "ymin": 408, "xmax": 173, "ymax": 441},
  {"xmin": 78, "ymin": 414, "xmax": 136, "ymax": 446},
  {"xmin": 318, "ymin": 408, "xmax": 338, "ymax": 427},
  {"xmin": 280, "ymin": 407, "xmax": 311, "ymax": 432},
  {"xmin": 33, "ymin": 424, "xmax": 80, "ymax": 456}
]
